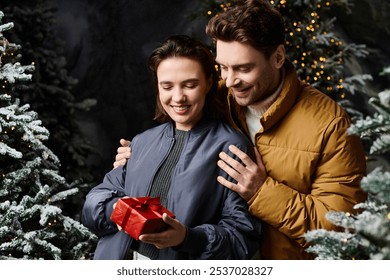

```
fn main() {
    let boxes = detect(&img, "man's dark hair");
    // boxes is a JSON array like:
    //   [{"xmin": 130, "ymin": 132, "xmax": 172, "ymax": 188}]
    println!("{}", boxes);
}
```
[{"xmin": 206, "ymin": 0, "xmax": 285, "ymax": 59}]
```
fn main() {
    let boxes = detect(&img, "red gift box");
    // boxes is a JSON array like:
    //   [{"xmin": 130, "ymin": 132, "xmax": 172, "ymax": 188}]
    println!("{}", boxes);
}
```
[{"xmin": 110, "ymin": 196, "xmax": 175, "ymax": 240}]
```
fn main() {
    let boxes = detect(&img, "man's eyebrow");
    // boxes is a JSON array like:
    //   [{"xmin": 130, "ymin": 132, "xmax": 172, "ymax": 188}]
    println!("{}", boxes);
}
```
[
  {"xmin": 234, "ymin": 63, "xmax": 255, "ymax": 69},
  {"xmin": 215, "ymin": 61, "xmax": 256, "ymax": 69}
]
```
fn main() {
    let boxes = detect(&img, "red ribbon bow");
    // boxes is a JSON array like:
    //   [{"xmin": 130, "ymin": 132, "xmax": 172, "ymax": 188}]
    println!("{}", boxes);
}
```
[{"xmin": 130, "ymin": 197, "xmax": 162, "ymax": 212}]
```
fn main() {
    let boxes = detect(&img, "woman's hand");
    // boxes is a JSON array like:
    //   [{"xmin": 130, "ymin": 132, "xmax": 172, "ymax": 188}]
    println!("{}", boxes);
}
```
[{"xmin": 138, "ymin": 213, "xmax": 187, "ymax": 249}]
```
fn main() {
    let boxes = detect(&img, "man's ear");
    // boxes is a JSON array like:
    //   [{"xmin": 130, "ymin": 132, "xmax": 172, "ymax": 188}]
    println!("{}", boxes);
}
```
[{"xmin": 274, "ymin": 44, "xmax": 286, "ymax": 69}]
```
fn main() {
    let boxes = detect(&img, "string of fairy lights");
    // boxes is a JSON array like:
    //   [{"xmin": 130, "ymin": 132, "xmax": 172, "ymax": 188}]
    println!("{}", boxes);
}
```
[{"xmin": 204, "ymin": 0, "xmax": 346, "ymax": 100}]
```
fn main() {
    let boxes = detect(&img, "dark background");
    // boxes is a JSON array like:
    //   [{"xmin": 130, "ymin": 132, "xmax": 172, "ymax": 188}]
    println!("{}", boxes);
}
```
[
  {"xmin": 53, "ymin": 0, "xmax": 209, "ymax": 179},
  {"xmin": 50, "ymin": 0, "xmax": 390, "ymax": 180}
]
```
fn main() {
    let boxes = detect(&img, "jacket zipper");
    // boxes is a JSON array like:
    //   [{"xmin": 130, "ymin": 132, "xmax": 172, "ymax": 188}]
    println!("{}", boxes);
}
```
[
  {"xmin": 165, "ymin": 130, "xmax": 190, "ymax": 211},
  {"xmin": 145, "ymin": 137, "xmax": 176, "ymax": 197}
]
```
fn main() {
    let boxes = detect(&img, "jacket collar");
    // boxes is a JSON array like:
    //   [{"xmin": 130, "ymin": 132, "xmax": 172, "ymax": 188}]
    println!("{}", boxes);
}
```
[
  {"xmin": 227, "ymin": 59, "xmax": 302, "ymax": 134},
  {"xmin": 165, "ymin": 117, "xmax": 218, "ymax": 139}
]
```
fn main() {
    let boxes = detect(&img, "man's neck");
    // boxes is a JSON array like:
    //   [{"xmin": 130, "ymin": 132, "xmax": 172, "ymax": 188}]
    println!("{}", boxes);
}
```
[{"xmin": 247, "ymin": 68, "xmax": 285, "ymax": 116}]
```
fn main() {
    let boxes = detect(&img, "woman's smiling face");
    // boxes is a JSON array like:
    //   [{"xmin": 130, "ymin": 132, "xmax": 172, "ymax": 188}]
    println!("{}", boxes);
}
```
[{"xmin": 157, "ymin": 57, "xmax": 211, "ymax": 131}]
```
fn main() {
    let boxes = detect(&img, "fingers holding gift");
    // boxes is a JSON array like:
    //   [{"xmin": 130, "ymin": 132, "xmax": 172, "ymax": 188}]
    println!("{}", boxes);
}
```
[{"xmin": 139, "ymin": 213, "xmax": 186, "ymax": 249}]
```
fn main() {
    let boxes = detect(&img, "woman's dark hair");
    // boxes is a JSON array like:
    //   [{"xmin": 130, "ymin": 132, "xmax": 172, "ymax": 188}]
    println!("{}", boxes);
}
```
[
  {"xmin": 148, "ymin": 35, "xmax": 226, "ymax": 122},
  {"xmin": 206, "ymin": 0, "xmax": 285, "ymax": 59}
]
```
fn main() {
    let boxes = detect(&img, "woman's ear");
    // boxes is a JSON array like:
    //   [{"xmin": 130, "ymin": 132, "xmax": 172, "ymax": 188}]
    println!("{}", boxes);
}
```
[{"xmin": 274, "ymin": 44, "xmax": 286, "ymax": 69}]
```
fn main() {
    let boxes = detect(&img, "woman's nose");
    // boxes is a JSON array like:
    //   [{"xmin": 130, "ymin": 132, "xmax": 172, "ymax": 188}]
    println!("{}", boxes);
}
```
[{"xmin": 172, "ymin": 88, "xmax": 186, "ymax": 102}]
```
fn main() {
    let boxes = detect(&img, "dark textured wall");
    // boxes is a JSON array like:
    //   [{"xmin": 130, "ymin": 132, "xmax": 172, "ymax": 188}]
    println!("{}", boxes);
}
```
[
  {"xmin": 331, "ymin": 0, "xmax": 390, "ymax": 95},
  {"xmin": 53, "ymin": 0, "xmax": 208, "ymax": 179},
  {"xmin": 52, "ymin": 0, "xmax": 390, "ymax": 180}
]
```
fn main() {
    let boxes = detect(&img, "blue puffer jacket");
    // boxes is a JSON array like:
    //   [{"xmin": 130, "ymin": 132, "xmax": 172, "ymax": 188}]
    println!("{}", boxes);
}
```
[{"xmin": 82, "ymin": 119, "xmax": 262, "ymax": 259}]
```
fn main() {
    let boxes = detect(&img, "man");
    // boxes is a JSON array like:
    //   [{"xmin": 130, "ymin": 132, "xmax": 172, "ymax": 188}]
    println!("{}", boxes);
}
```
[{"xmin": 113, "ymin": 0, "xmax": 366, "ymax": 259}]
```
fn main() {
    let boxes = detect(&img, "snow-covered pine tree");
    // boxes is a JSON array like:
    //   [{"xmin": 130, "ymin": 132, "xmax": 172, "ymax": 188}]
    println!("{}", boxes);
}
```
[
  {"xmin": 1, "ymin": 0, "xmax": 97, "ymax": 186},
  {"xmin": 0, "ymin": 11, "xmax": 96, "ymax": 260},
  {"xmin": 1, "ymin": 0, "xmax": 99, "ymax": 221},
  {"xmin": 304, "ymin": 66, "xmax": 390, "ymax": 259}
]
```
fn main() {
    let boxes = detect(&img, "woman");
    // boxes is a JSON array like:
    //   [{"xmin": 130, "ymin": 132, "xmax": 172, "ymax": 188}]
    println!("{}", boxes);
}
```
[{"xmin": 81, "ymin": 35, "xmax": 261, "ymax": 260}]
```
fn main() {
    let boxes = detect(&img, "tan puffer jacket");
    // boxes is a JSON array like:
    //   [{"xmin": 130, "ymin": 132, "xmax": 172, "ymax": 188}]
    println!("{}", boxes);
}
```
[{"xmin": 225, "ymin": 61, "xmax": 367, "ymax": 259}]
